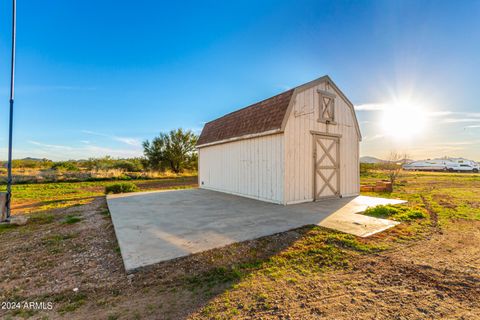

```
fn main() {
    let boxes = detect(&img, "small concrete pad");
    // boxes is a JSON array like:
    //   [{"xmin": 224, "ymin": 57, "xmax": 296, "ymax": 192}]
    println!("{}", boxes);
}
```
[
  {"xmin": 318, "ymin": 196, "xmax": 405, "ymax": 237},
  {"xmin": 107, "ymin": 189, "xmax": 405, "ymax": 271}
]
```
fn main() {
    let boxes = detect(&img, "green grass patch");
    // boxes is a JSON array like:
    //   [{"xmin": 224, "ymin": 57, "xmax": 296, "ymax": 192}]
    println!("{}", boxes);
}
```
[
  {"xmin": 42, "ymin": 233, "xmax": 75, "ymax": 245},
  {"xmin": 189, "ymin": 226, "xmax": 389, "ymax": 295},
  {"xmin": 105, "ymin": 182, "xmax": 139, "ymax": 194},
  {"xmin": 324, "ymin": 233, "xmax": 388, "ymax": 252},
  {"xmin": 57, "ymin": 293, "xmax": 87, "ymax": 314},
  {"xmin": 28, "ymin": 213, "xmax": 55, "ymax": 224},
  {"xmin": 11, "ymin": 308, "xmax": 38, "ymax": 318},
  {"xmin": 363, "ymin": 205, "xmax": 427, "ymax": 222},
  {"xmin": 0, "ymin": 223, "xmax": 18, "ymax": 234},
  {"xmin": 186, "ymin": 266, "xmax": 243, "ymax": 288},
  {"xmin": 42, "ymin": 233, "xmax": 76, "ymax": 254},
  {"xmin": 62, "ymin": 215, "xmax": 83, "ymax": 224}
]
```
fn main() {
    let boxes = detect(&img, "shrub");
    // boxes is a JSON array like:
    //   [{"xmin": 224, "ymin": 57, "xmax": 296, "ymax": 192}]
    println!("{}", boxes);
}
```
[
  {"xmin": 105, "ymin": 182, "xmax": 139, "ymax": 194},
  {"xmin": 11, "ymin": 158, "xmax": 53, "ymax": 169},
  {"xmin": 51, "ymin": 161, "xmax": 79, "ymax": 172},
  {"xmin": 112, "ymin": 160, "xmax": 144, "ymax": 172},
  {"xmin": 360, "ymin": 163, "xmax": 375, "ymax": 176}
]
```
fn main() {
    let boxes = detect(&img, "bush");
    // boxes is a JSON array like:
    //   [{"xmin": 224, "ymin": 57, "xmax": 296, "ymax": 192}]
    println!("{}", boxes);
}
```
[
  {"xmin": 51, "ymin": 161, "xmax": 79, "ymax": 172},
  {"xmin": 82, "ymin": 157, "xmax": 146, "ymax": 172},
  {"xmin": 11, "ymin": 158, "xmax": 54, "ymax": 169},
  {"xmin": 360, "ymin": 163, "xmax": 375, "ymax": 176},
  {"xmin": 105, "ymin": 182, "xmax": 139, "ymax": 194},
  {"xmin": 112, "ymin": 160, "xmax": 144, "ymax": 172}
]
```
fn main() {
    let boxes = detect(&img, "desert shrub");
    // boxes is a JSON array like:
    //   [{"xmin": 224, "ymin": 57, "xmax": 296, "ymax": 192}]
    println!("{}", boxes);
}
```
[
  {"xmin": 83, "ymin": 157, "xmax": 146, "ymax": 172},
  {"xmin": 51, "ymin": 161, "xmax": 79, "ymax": 172},
  {"xmin": 83, "ymin": 157, "xmax": 116, "ymax": 171},
  {"xmin": 105, "ymin": 182, "xmax": 139, "ymax": 194},
  {"xmin": 111, "ymin": 159, "xmax": 144, "ymax": 172},
  {"xmin": 363, "ymin": 205, "xmax": 427, "ymax": 221},
  {"xmin": 10, "ymin": 158, "xmax": 54, "ymax": 169},
  {"xmin": 360, "ymin": 163, "xmax": 375, "ymax": 177}
]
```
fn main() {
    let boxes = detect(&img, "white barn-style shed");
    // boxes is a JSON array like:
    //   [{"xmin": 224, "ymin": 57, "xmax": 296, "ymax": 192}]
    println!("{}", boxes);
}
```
[{"xmin": 197, "ymin": 75, "xmax": 362, "ymax": 205}]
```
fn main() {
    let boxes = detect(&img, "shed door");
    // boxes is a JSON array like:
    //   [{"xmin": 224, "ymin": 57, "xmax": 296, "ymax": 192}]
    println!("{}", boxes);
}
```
[{"xmin": 314, "ymin": 135, "xmax": 340, "ymax": 200}]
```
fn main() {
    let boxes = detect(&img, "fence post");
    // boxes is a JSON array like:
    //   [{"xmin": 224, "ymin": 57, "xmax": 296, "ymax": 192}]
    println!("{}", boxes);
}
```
[{"xmin": 0, "ymin": 192, "xmax": 6, "ymax": 222}]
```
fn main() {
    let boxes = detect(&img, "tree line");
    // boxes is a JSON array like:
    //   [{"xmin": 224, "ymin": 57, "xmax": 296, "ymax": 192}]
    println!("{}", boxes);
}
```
[{"xmin": 1, "ymin": 128, "xmax": 199, "ymax": 174}]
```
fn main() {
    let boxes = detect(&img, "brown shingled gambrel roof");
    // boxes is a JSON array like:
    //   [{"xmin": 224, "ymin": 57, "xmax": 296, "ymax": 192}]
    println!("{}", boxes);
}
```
[
  {"xmin": 197, "ymin": 75, "xmax": 362, "ymax": 147},
  {"xmin": 197, "ymin": 89, "xmax": 295, "ymax": 146}
]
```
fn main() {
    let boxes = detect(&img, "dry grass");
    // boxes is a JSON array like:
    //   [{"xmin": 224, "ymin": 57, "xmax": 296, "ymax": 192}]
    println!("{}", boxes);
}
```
[
  {"xmin": 0, "ymin": 168, "xmax": 197, "ymax": 184},
  {"xmin": 0, "ymin": 176, "xmax": 198, "ymax": 214}
]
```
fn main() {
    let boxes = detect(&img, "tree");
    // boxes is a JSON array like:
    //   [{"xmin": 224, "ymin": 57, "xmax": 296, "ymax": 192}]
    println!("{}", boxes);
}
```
[
  {"xmin": 143, "ymin": 128, "xmax": 198, "ymax": 173},
  {"xmin": 383, "ymin": 151, "xmax": 409, "ymax": 186}
]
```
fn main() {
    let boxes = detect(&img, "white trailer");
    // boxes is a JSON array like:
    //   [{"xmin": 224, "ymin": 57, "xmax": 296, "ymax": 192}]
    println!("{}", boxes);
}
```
[{"xmin": 403, "ymin": 158, "xmax": 479, "ymax": 172}]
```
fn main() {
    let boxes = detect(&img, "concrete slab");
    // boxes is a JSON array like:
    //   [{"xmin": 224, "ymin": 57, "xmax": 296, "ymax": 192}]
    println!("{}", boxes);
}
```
[
  {"xmin": 107, "ymin": 189, "xmax": 406, "ymax": 271},
  {"xmin": 318, "ymin": 196, "xmax": 405, "ymax": 237}
]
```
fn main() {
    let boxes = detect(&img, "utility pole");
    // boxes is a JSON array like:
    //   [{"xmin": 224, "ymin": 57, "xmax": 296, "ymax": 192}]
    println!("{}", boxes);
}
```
[{"xmin": 4, "ymin": 0, "xmax": 17, "ymax": 222}]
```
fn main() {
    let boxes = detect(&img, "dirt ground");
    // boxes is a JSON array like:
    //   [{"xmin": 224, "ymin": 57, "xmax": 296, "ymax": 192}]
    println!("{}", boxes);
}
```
[
  {"xmin": 242, "ymin": 221, "xmax": 480, "ymax": 320},
  {"xmin": 0, "ymin": 173, "xmax": 479, "ymax": 319}
]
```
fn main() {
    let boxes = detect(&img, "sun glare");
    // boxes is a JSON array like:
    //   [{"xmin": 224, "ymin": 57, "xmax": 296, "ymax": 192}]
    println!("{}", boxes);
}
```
[{"xmin": 380, "ymin": 101, "xmax": 428, "ymax": 140}]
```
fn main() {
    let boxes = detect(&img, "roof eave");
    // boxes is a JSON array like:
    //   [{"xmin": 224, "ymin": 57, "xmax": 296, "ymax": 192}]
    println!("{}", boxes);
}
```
[{"xmin": 196, "ymin": 129, "xmax": 283, "ymax": 148}]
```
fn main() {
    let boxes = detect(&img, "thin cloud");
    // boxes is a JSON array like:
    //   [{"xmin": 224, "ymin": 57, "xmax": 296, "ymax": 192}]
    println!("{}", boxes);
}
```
[
  {"xmin": 355, "ymin": 102, "xmax": 479, "ymax": 117},
  {"xmin": 24, "ymin": 141, "xmax": 142, "ymax": 160},
  {"xmin": 363, "ymin": 134, "xmax": 384, "ymax": 142},
  {"xmin": 427, "ymin": 111, "xmax": 453, "ymax": 117},
  {"xmin": 354, "ymin": 103, "xmax": 387, "ymax": 111},
  {"xmin": 28, "ymin": 140, "xmax": 73, "ymax": 150},
  {"xmin": 114, "ymin": 137, "xmax": 142, "ymax": 146},
  {"xmin": 442, "ymin": 118, "xmax": 480, "ymax": 123},
  {"xmin": 82, "ymin": 130, "xmax": 142, "ymax": 146}
]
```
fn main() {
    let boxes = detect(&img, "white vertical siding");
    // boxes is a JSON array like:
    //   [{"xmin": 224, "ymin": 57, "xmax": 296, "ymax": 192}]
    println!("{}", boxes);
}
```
[
  {"xmin": 198, "ymin": 134, "xmax": 284, "ymax": 204},
  {"xmin": 284, "ymin": 81, "xmax": 360, "ymax": 204}
]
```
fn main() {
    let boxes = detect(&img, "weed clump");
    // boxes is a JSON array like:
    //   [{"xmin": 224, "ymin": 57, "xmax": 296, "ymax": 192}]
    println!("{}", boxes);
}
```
[
  {"xmin": 62, "ymin": 215, "xmax": 83, "ymax": 224},
  {"xmin": 105, "ymin": 182, "xmax": 139, "ymax": 194},
  {"xmin": 29, "ymin": 213, "xmax": 55, "ymax": 224},
  {"xmin": 0, "ymin": 223, "xmax": 18, "ymax": 233},
  {"xmin": 364, "ymin": 205, "xmax": 426, "ymax": 221}
]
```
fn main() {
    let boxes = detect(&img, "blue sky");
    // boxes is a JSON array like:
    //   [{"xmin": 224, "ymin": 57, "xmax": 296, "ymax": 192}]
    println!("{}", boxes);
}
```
[{"xmin": 0, "ymin": 0, "xmax": 479, "ymax": 160}]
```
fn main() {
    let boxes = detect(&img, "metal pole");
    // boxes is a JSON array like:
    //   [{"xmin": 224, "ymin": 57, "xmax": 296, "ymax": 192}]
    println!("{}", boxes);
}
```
[{"xmin": 5, "ymin": 0, "xmax": 16, "ymax": 222}]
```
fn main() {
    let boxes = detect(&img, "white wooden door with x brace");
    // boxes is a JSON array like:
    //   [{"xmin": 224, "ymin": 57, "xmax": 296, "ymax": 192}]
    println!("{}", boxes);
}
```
[{"xmin": 313, "ymin": 135, "xmax": 340, "ymax": 200}]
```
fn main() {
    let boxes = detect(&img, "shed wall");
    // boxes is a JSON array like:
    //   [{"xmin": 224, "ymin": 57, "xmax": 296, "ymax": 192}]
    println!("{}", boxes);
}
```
[
  {"xmin": 284, "ymin": 81, "xmax": 360, "ymax": 204},
  {"xmin": 198, "ymin": 134, "xmax": 284, "ymax": 204}
]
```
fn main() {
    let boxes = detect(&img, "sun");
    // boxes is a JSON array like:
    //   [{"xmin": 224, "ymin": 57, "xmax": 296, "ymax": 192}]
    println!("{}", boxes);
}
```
[{"xmin": 380, "ymin": 101, "xmax": 428, "ymax": 140}]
